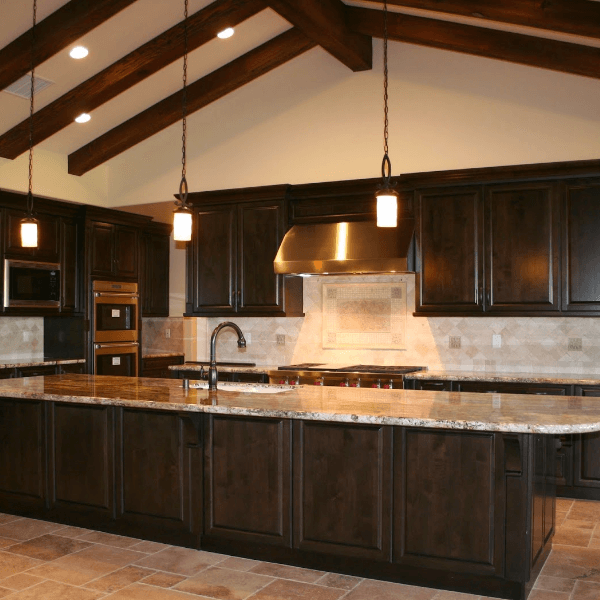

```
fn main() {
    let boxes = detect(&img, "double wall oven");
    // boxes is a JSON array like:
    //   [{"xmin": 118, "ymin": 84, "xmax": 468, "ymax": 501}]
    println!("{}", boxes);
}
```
[{"xmin": 92, "ymin": 281, "xmax": 139, "ymax": 376}]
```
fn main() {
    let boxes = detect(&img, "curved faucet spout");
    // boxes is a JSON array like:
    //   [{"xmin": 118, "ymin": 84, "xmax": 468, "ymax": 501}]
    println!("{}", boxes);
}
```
[{"xmin": 208, "ymin": 322, "xmax": 246, "ymax": 391}]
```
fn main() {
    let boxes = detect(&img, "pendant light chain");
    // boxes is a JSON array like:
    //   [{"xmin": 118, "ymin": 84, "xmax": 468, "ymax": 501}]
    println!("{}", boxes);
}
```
[
  {"xmin": 27, "ymin": 0, "xmax": 37, "ymax": 216},
  {"xmin": 179, "ymin": 0, "xmax": 189, "ymax": 202},
  {"xmin": 381, "ymin": 0, "xmax": 392, "ymax": 182}
]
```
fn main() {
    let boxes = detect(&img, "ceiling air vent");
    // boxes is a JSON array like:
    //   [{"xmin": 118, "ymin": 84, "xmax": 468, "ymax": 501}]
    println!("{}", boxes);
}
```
[{"xmin": 3, "ymin": 74, "xmax": 54, "ymax": 99}]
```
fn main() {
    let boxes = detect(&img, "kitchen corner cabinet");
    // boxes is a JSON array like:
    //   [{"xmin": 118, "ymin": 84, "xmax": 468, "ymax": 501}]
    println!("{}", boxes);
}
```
[
  {"xmin": 88, "ymin": 221, "xmax": 139, "ymax": 280},
  {"xmin": 185, "ymin": 193, "xmax": 303, "ymax": 317},
  {"xmin": 141, "ymin": 223, "xmax": 171, "ymax": 317},
  {"xmin": 415, "ymin": 181, "xmax": 560, "ymax": 315}
]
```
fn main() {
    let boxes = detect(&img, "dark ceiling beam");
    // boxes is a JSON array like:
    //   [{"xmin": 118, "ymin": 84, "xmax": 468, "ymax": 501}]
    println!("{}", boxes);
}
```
[
  {"xmin": 264, "ymin": 0, "xmax": 372, "ymax": 71},
  {"xmin": 383, "ymin": 0, "xmax": 600, "ymax": 42},
  {"xmin": 0, "ymin": 0, "xmax": 266, "ymax": 160},
  {"xmin": 0, "ymin": 0, "xmax": 139, "ymax": 92},
  {"xmin": 347, "ymin": 6, "xmax": 600, "ymax": 81},
  {"xmin": 68, "ymin": 28, "xmax": 316, "ymax": 176}
]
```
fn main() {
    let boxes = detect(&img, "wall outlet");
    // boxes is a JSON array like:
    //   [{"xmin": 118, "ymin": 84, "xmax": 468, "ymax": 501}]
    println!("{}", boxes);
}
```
[
  {"xmin": 492, "ymin": 334, "xmax": 502, "ymax": 348},
  {"xmin": 23, "ymin": 331, "xmax": 31, "ymax": 342},
  {"xmin": 568, "ymin": 337, "xmax": 582, "ymax": 351},
  {"xmin": 449, "ymin": 336, "xmax": 461, "ymax": 349},
  {"xmin": 277, "ymin": 334, "xmax": 286, "ymax": 346},
  {"xmin": 165, "ymin": 329, "xmax": 171, "ymax": 339}
]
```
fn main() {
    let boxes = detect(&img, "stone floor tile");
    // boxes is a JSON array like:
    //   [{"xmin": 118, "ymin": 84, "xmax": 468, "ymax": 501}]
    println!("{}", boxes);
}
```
[
  {"xmin": 6, "ymin": 533, "xmax": 92, "ymax": 561},
  {"xmin": 534, "ymin": 575, "xmax": 576, "ymax": 593},
  {"xmin": 556, "ymin": 499, "xmax": 574, "ymax": 512},
  {"xmin": 249, "ymin": 561, "xmax": 324, "ymax": 583},
  {"xmin": 218, "ymin": 556, "xmax": 262, "ymax": 572},
  {"xmin": 528, "ymin": 591, "xmax": 571, "ymax": 600},
  {"xmin": 27, "ymin": 544, "xmax": 147, "ymax": 586},
  {"xmin": 101, "ymin": 582, "xmax": 213, "ymax": 599},
  {"xmin": 0, "ymin": 572, "xmax": 45, "ymax": 591},
  {"xmin": 568, "ymin": 501, "xmax": 600, "ymax": 522},
  {"xmin": 562, "ymin": 519, "xmax": 596, "ymax": 530},
  {"xmin": 249, "ymin": 578, "xmax": 346, "ymax": 600},
  {"xmin": 128, "ymin": 541, "xmax": 170, "ymax": 554},
  {"xmin": 0, "ymin": 588, "xmax": 11, "ymax": 599},
  {"xmin": 431, "ymin": 592, "xmax": 479, "ymax": 600},
  {"xmin": 174, "ymin": 565, "xmax": 274, "ymax": 599},
  {"xmin": 0, "ymin": 539, "xmax": 13, "ymax": 550},
  {"xmin": 134, "ymin": 546, "xmax": 226, "ymax": 576},
  {"xmin": 314, "ymin": 572, "xmax": 362, "ymax": 590},
  {"xmin": 141, "ymin": 571, "xmax": 187, "ymax": 588},
  {"xmin": 0, "ymin": 518, "xmax": 64, "ymax": 541},
  {"xmin": 0, "ymin": 515, "xmax": 21, "ymax": 526},
  {"xmin": 79, "ymin": 531, "xmax": 142, "ymax": 549},
  {"xmin": 541, "ymin": 546, "xmax": 600, "ymax": 582},
  {"xmin": 5, "ymin": 579, "xmax": 106, "ymax": 599},
  {"xmin": 53, "ymin": 526, "xmax": 92, "ymax": 539},
  {"xmin": 572, "ymin": 581, "xmax": 600, "ymax": 600},
  {"xmin": 0, "ymin": 551, "xmax": 44, "ymax": 580},
  {"xmin": 344, "ymin": 580, "xmax": 438, "ymax": 600},
  {"xmin": 84, "ymin": 565, "xmax": 156, "ymax": 593},
  {"xmin": 553, "ymin": 523, "xmax": 594, "ymax": 547}
]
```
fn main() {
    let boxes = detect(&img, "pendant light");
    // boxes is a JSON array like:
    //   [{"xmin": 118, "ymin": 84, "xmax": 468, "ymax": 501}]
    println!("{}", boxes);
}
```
[
  {"xmin": 173, "ymin": 0, "xmax": 193, "ymax": 242},
  {"xmin": 21, "ymin": 0, "xmax": 39, "ymax": 248},
  {"xmin": 375, "ymin": 0, "xmax": 398, "ymax": 228}
]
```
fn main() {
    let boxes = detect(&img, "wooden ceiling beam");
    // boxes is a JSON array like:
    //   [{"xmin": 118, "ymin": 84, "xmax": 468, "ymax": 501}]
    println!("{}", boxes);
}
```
[
  {"xmin": 347, "ymin": 6, "xmax": 600, "ymax": 81},
  {"xmin": 265, "ymin": 0, "xmax": 372, "ymax": 71},
  {"xmin": 0, "ymin": 0, "xmax": 139, "ymax": 92},
  {"xmin": 383, "ymin": 0, "xmax": 600, "ymax": 42},
  {"xmin": 68, "ymin": 28, "xmax": 316, "ymax": 176},
  {"xmin": 0, "ymin": 0, "xmax": 266, "ymax": 160}
]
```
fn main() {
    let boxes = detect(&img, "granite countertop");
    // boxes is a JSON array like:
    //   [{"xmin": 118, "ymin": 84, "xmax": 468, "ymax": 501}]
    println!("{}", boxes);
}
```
[
  {"xmin": 405, "ymin": 370, "xmax": 600, "ymax": 386},
  {"xmin": 0, "ymin": 358, "xmax": 85, "ymax": 369},
  {"xmin": 169, "ymin": 363, "xmax": 275, "ymax": 374},
  {"xmin": 0, "ymin": 374, "xmax": 599, "ymax": 434},
  {"xmin": 143, "ymin": 353, "xmax": 185, "ymax": 359}
]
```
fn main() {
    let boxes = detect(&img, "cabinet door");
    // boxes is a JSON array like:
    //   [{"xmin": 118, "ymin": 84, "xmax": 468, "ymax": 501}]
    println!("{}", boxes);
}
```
[
  {"xmin": 293, "ymin": 421, "xmax": 391, "ymax": 560},
  {"xmin": 89, "ymin": 222, "xmax": 115, "ymax": 278},
  {"xmin": 47, "ymin": 403, "xmax": 114, "ymax": 524},
  {"xmin": 415, "ymin": 187, "xmax": 484, "ymax": 313},
  {"xmin": 204, "ymin": 415, "xmax": 291, "ymax": 547},
  {"xmin": 485, "ymin": 182, "xmax": 560, "ymax": 312},
  {"xmin": 0, "ymin": 399, "xmax": 46, "ymax": 513},
  {"xmin": 4, "ymin": 209, "xmax": 60, "ymax": 262},
  {"xmin": 60, "ymin": 218, "xmax": 80, "ymax": 313},
  {"xmin": 115, "ymin": 409, "xmax": 202, "ymax": 546},
  {"xmin": 142, "ymin": 232, "xmax": 170, "ymax": 316},
  {"xmin": 114, "ymin": 226, "xmax": 138, "ymax": 279},
  {"xmin": 454, "ymin": 381, "xmax": 571, "ymax": 395},
  {"xmin": 562, "ymin": 180, "xmax": 600, "ymax": 313},
  {"xmin": 573, "ymin": 386, "xmax": 600, "ymax": 490},
  {"xmin": 237, "ymin": 201, "xmax": 286, "ymax": 313},
  {"xmin": 189, "ymin": 205, "xmax": 236, "ymax": 314},
  {"xmin": 411, "ymin": 379, "xmax": 452, "ymax": 391}
]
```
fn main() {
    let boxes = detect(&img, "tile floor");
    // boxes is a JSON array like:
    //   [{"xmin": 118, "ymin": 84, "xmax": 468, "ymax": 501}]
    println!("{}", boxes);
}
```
[{"xmin": 0, "ymin": 498, "xmax": 599, "ymax": 599}]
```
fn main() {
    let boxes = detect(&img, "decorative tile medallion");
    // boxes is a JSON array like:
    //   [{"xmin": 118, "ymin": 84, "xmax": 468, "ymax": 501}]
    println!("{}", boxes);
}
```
[{"xmin": 322, "ymin": 282, "xmax": 407, "ymax": 349}]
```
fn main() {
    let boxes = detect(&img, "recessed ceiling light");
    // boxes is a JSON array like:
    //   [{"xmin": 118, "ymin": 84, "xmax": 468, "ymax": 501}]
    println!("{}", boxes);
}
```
[
  {"xmin": 217, "ymin": 27, "xmax": 234, "ymax": 39},
  {"xmin": 75, "ymin": 113, "xmax": 91, "ymax": 123},
  {"xmin": 69, "ymin": 46, "xmax": 89, "ymax": 59}
]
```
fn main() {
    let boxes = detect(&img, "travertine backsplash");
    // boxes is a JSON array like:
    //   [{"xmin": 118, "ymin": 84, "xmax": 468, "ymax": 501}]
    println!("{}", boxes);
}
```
[
  {"xmin": 0, "ymin": 317, "xmax": 44, "ymax": 361},
  {"xmin": 197, "ymin": 274, "xmax": 600, "ymax": 374},
  {"xmin": 142, "ymin": 317, "xmax": 189, "ymax": 356}
]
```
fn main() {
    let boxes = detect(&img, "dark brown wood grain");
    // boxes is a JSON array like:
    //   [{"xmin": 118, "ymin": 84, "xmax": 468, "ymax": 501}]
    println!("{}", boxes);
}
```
[
  {"xmin": 0, "ymin": 0, "xmax": 266, "ymax": 160},
  {"xmin": 384, "ymin": 0, "xmax": 600, "ymax": 41},
  {"xmin": 347, "ymin": 6, "xmax": 600, "ymax": 80},
  {"xmin": 68, "ymin": 28, "xmax": 316, "ymax": 176},
  {"xmin": 0, "ymin": 0, "xmax": 139, "ymax": 93},
  {"xmin": 265, "ymin": 0, "xmax": 372, "ymax": 71}
]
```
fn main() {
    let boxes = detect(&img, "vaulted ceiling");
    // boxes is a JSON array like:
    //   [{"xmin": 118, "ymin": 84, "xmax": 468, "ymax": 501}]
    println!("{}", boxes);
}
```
[{"xmin": 2, "ymin": 0, "xmax": 599, "ymax": 177}]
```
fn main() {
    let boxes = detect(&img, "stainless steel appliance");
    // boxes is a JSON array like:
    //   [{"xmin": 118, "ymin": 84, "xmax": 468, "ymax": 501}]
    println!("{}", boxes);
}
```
[
  {"xmin": 4, "ymin": 259, "xmax": 60, "ymax": 308},
  {"xmin": 270, "ymin": 364, "xmax": 427, "ymax": 389},
  {"xmin": 92, "ymin": 281, "xmax": 139, "ymax": 376}
]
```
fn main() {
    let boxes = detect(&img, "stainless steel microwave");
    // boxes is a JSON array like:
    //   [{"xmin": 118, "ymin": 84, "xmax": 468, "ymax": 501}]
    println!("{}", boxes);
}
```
[{"xmin": 3, "ymin": 259, "xmax": 61, "ymax": 308}]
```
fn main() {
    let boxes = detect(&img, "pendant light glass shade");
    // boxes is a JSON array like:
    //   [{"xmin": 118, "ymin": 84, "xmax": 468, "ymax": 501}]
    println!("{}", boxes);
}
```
[
  {"xmin": 376, "ymin": 191, "xmax": 398, "ymax": 228},
  {"xmin": 21, "ymin": 217, "xmax": 38, "ymax": 247},
  {"xmin": 173, "ymin": 206, "xmax": 192, "ymax": 242}
]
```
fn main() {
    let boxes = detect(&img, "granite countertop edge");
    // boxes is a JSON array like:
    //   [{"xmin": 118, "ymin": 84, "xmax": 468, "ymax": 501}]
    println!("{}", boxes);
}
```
[
  {"xmin": 0, "ymin": 358, "xmax": 85, "ymax": 369},
  {"xmin": 404, "ymin": 370, "xmax": 600, "ymax": 385},
  {"xmin": 143, "ymin": 353, "xmax": 185, "ymax": 359}
]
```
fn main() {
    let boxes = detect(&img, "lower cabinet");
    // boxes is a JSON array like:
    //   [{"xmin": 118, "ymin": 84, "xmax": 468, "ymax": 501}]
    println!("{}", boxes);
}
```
[{"xmin": 142, "ymin": 355, "xmax": 185, "ymax": 378}]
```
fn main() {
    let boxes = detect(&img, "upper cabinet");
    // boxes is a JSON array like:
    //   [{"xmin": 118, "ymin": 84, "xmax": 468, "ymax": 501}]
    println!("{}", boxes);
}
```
[
  {"xmin": 4, "ymin": 210, "xmax": 60, "ymax": 262},
  {"xmin": 185, "ymin": 185, "xmax": 303, "ymax": 317},
  {"xmin": 88, "ymin": 221, "xmax": 139, "ymax": 280},
  {"xmin": 141, "ymin": 223, "xmax": 171, "ymax": 317}
]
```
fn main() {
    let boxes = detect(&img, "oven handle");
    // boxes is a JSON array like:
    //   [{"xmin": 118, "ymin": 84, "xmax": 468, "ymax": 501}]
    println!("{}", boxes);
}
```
[
  {"xmin": 94, "ymin": 342, "xmax": 139, "ymax": 349},
  {"xmin": 94, "ymin": 292, "xmax": 139, "ymax": 299}
]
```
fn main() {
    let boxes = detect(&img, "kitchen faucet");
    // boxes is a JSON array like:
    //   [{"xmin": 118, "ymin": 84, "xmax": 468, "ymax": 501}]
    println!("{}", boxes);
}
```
[{"xmin": 208, "ymin": 321, "xmax": 246, "ymax": 391}]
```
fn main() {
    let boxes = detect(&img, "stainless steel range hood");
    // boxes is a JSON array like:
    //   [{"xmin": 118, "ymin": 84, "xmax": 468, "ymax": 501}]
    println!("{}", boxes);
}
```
[{"xmin": 274, "ymin": 220, "xmax": 415, "ymax": 275}]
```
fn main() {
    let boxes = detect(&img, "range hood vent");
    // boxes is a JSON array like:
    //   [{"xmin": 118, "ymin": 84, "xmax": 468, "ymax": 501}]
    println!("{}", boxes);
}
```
[{"xmin": 274, "ymin": 220, "xmax": 415, "ymax": 275}]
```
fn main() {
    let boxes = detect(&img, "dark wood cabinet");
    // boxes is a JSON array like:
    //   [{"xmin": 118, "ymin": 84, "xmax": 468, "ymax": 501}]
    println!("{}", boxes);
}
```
[
  {"xmin": 4, "ymin": 209, "xmax": 60, "ymax": 262},
  {"xmin": 204, "ymin": 415, "xmax": 291, "ymax": 548},
  {"xmin": 485, "ymin": 182, "xmax": 560, "ymax": 313},
  {"xmin": 15, "ymin": 365, "xmax": 58, "ymax": 378},
  {"xmin": 416, "ymin": 186, "xmax": 484, "ymax": 313},
  {"xmin": 142, "ymin": 355, "xmax": 184, "ymax": 378},
  {"xmin": 186, "ymin": 187, "xmax": 303, "ymax": 317},
  {"xmin": 453, "ymin": 381, "xmax": 572, "ymax": 395},
  {"xmin": 293, "ymin": 420, "xmax": 391, "ymax": 560},
  {"xmin": 57, "ymin": 362, "xmax": 86, "ymax": 375},
  {"xmin": 572, "ymin": 386, "xmax": 600, "ymax": 495},
  {"xmin": 60, "ymin": 218, "xmax": 81, "ymax": 313},
  {"xmin": 411, "ymin": 379, "xmax": 452, "ymax": 391},
  {"xmin": 142, "ymin": 225, "xmax": 170, "ymax": 316},
  {"xmin": 89, "ymin": 221, "xmax": 139, "ymax": 280},
  {"xmin": 562, "ymin": 180, "xmax": 600, "ymax": 313},
  {"xmin": 114, "ymin": 408, "xmax": 202, "ymax": 546}
]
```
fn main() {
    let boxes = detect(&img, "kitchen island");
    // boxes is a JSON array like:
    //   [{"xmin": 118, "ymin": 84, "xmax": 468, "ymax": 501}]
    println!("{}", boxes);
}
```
[{"xmin": 2, "ymin": 375, "xmax": 600, "ymax": 599}]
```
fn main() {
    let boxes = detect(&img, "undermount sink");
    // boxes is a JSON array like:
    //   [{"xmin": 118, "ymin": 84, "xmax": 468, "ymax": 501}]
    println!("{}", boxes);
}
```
[{"xmin": 189, "ymin": 381, "xmax": 297, "ymax": 394}]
